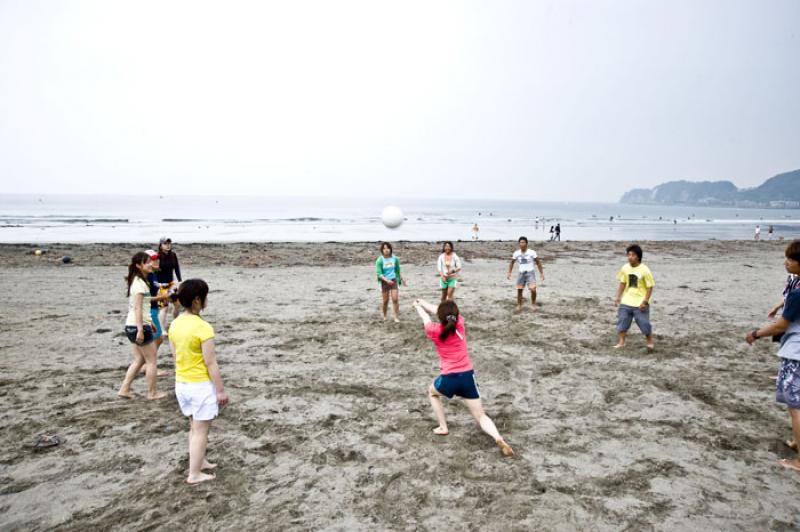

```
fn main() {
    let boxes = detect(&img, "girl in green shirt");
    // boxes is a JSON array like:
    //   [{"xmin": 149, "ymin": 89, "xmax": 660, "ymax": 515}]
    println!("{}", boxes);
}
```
[{"xmin": 376, "ymin": 242, "xmax": 407, "ymax": 322}]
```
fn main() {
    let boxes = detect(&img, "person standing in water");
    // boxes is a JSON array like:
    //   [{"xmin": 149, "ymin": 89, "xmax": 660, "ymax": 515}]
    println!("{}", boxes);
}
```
[
  {"xmin": 118, "ymin": 252, "xmax": 166, "ymax": 400},
  {"xmin": 375, "ymin": 242, "xmax": 407, "ymax": 323},
  {"xmin": 613, "ymin": 244, "xmax": 655, "ymax": 352},
  {"xmin": 157, "ymin": 237, "xmax": 182, "ymax": 334},
  {"xmin": 412, "ymin": 298, "xmax": 513, "ymax": 457},
  {"xmin": 472, "ymin": 223, "xmax": 480, "ymax": 241},
  {"xmin": 746, "ymin": 240, "xmax": 800, "ymax": 471},
  {"xmin": 507, "ymin": 236, "xmax": 545, "ymax": 311},
  {"xmin": 554, "ymin": 223, "xmax": 561, "ymax": 241},
  {"xmin": 437, "ymin": 241, "xmax": 462, "ymax": 302}
]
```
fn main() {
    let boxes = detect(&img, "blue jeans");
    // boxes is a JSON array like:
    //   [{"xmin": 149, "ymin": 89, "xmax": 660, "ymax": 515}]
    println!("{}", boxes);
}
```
[{"xmin": 617, "ymin": 304, "xmax": 652, "ymax": 336}]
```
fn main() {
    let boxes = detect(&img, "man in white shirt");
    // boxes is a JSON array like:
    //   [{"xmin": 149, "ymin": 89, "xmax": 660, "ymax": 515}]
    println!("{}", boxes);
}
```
[{"xmin": 507, "ymin": 236, "xmax": 545, "ymax": 311}]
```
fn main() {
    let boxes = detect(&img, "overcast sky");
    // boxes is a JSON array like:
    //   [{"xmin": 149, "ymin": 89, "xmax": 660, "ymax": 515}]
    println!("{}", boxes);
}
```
[{"xmin": 1, "ymin": 0, "xmax": 798, "ymax": 201}]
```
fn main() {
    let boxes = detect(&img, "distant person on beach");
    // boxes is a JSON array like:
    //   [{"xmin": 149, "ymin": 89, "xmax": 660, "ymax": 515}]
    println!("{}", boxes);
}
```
[
  {"xmin": 411, "ymin": 298, "xmax": 514, "ymax": 457},
  {"xmin": 746, "ymin": 240, "xmax": 800, "ymax": 471},
  {"xmin": 755, "ymin": 225, "xmax": 761, "ymax": 241},
  {"xmin": 507, "ymin": 236, "xmax": 545, "ymax": 311},
  {"xmin": 375, "ymin": 242, "xmax": 407, "ymax": 323},
  {"xmin": 769, "ymin": 225, "xmax": 775, "ymax": 240},
  {"xmin": 472, "ymin": 223, "xmax": 480, "ymax": 241},
  {"xmin": 613, "ymin": 244, "xmax": 655, "ymax": 352},
  {"xmin": 555, "ymin": 223, "xmax": 561, "ymax": 241},
  {"xmin": 548, "ymin": 226, "xmax": 554, "ymax": 241},
  {"xmin": 139, "ymin": 250, "xmax": 172, "ymax": 376},
  {"xmin": 157, "ymin": 237, "xmax": 182, "ymax": 334},
  {"xmin": 118, "ymin": 252, "xmax": 166, "ymax": 400},
  {"xmin": 437, "ymin": 241, "xmax": 462, "ymax": 302},
  {"xmin": 169, "ymin": 279, "xmax": 229, "ymax": 484}
]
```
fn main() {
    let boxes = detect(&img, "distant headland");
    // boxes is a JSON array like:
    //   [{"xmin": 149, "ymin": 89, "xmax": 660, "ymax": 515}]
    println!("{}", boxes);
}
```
[{"xmin": 620, "ymin": 169, "xmax": 800, "ymax": 208}]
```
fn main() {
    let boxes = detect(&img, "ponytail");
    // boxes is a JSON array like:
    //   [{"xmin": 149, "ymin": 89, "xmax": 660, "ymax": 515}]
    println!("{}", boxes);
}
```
[
  {"xmin": 126, "ymin": 252, "xmax": 150, "ymax": 296},
  {"xmin": 437, "ymin": 300, "xmax": 460, "ymax": 341}
]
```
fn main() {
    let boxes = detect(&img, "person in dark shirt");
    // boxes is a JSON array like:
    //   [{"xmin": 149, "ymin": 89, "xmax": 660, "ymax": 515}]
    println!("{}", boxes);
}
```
[
  {"xmin": 746, "ymin": 240, "xmax": 800, "ymax": 472},
  {"xmin": 157, "ymin": 237, "xmax": 183, "ymax": 333}
]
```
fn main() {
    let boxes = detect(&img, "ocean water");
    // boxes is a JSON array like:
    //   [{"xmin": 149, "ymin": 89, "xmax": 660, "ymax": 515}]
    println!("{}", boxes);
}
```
[{"xmin": 1, "ymin": 194, "xmax": 799, "ymax": 243}]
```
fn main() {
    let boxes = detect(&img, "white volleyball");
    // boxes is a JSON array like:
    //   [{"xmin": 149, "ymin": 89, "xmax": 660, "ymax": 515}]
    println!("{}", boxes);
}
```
[{"xmin": 381, "ymin": 206, "xmax": 404, "ymax": 229}]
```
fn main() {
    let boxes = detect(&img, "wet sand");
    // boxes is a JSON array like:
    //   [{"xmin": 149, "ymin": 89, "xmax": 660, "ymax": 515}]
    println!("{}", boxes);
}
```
[{"xmin": 1, "ymin": 240, "xmax": 799, "ymax": 530}]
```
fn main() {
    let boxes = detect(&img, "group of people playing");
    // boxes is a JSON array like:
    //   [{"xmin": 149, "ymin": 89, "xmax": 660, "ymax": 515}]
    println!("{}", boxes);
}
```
[{"xmin": 118, "ymin": 233, "xmax": 800, "ymax": 484}]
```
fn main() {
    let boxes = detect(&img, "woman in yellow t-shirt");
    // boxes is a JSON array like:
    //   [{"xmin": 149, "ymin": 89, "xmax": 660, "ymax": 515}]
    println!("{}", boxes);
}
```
[
  {"xmin": 169, "ymin": 279, "xmax": 229, "ymax": 485},
  {"xmin": 118, "ymin": 252, "xmax": 167, "ymax": 400}
]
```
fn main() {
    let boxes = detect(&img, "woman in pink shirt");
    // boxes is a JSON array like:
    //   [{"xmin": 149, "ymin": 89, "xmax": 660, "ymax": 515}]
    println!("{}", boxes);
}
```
[{"xmin": 412, "ymin": 298, "xmax": 514, "ymax": 457}]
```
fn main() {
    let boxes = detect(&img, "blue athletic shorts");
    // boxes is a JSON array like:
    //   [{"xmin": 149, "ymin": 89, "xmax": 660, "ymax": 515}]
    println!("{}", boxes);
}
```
[
  {"xmin": 777, "ymin": 358, "xmax": 800, "ymax": 409},
  {"xmin": 434, "ymin": 370, "xmax": 480, "ymax": 400},
  {"xmin": 150, "ymin": 308, "xmax": 162, "ymax": 339}
]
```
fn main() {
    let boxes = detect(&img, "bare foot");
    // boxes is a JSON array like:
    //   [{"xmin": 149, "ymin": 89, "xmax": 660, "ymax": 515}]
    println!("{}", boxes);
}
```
[
  {"xmin": 433, "ymin": 426, "xmax": 449, "ymax": 436},
  {"xmin": 382, "ymin": 316, "xmax": 388, "ymax": 322},
  {"xmin": 201, "ymin": 460, "xmax": 218, "ymax": 470},
  {"xmin": 147, "ymin": 392, "xmax": 167, "ymax": 400},
  {"xmin": 779, "ymin": 458, "xmax": 800, "ymax": 472},
  {"xmin": 117, "ymin": 391, "xmax": 134, "ymax": 399},
  {"xmin": 393, "ymin": 317, "xmax": 400, "ymax": 323},
  {"xmin": 186, "ymin": 472, "xmax": 216, "ymax": 484},
  {"xmin": 646, "ymin": 345, "xmax": 655, "ymax": 353},
  {"xmin": 496, "ymin": 438, "xmax": 514, "ymax": 457},
  {"xmin": 613, "ymin": 343, "xmax": 624, "ymax": 349},
  {"xmin": 785, "ymin": 440, "xmax": 798, "ymax": 451}
]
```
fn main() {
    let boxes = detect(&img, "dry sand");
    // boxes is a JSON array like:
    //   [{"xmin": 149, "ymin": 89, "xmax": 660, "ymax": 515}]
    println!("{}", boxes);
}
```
[{"xmin": 1, "ymin": 240, "xmax": 799, "ymax": 530}]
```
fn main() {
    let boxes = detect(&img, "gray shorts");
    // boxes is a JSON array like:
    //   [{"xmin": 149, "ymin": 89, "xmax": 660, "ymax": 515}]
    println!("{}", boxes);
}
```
[
  {"xmin": 617, "ymin": 304, "xmax": 652, "ymax": 336},
  {"xmin": 516, "ymin": 270, "xmax": 537, "ymax": 287}
]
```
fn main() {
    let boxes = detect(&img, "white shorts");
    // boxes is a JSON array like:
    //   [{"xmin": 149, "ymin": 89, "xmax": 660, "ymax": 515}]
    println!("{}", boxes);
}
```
[{"xmin": 175, "ymin": 380, "xmax": 219, "ymax": 421}]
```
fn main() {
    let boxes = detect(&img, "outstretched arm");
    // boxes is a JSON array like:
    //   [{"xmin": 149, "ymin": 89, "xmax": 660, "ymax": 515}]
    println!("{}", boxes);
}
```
[
  {"xmin": 507, "ymin": 259, "xmax": 515, "ymax": 279},
  {"xmin": 746, "ymin": 317, "xmax": 790, "ymax": 344},
  {"xmin": 412, "ymin": 300, "xmax": 432, "ymax": 325}
]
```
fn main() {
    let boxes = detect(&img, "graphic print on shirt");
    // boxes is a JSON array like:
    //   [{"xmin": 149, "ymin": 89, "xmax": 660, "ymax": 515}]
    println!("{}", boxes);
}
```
[{"xmin": 628, "ymin": 273, "xmax": 639, "ymax": 289}]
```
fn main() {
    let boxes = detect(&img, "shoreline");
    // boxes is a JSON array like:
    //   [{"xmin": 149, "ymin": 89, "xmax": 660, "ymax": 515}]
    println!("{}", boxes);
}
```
[{"xmin": 0, "ymin": 239, "xmax": 790, "ymax": 269}]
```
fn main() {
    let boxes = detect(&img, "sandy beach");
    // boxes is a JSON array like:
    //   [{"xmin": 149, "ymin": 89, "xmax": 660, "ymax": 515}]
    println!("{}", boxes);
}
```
[{"xmin": 1, "ymin": 239, "xmax": 799, "ymax": 530}]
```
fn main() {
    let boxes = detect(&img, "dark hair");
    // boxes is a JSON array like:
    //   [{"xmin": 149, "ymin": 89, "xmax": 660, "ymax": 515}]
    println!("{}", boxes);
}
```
[
  {"xmin": 158, "ymin": 241, "xmax": 171, "ymax": 255},
  {"xmin": 177, "ymin": 279, "xmax": 209, "ymax": 309},
  {"xmin": 381, "ymin": 242, "xmax": 393, "ymax": 255},
  {"xmin": 786, "ymin": 240, "xmax": 800, "ymax": 262},
  {"xmin": 626, "ymin": 244, "xmax": 643, "ymax": 261},
  {"xmin": 437, "ymin": 300, "xmax": 460, "ymax": 341},
  {"xmin": 442, "ymin": 241, "xmax": 454, "ymax": 253},
  {"xmin": 518, "ymin": 236, "xmax": 528, "ymax": 243},
  {"xmin": 126, "ymin": 252, "xmax": 151, "ymax": 296}
]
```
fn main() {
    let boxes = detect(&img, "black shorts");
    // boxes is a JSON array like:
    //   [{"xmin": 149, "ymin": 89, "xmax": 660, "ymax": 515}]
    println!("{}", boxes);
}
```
[
  {"xmin": 125, "ymin": 325, "xmax": 155, "ymax": 345},
  {"xmin": 434, "ymin": 370, "xmax": 480, "ymax": 399}
]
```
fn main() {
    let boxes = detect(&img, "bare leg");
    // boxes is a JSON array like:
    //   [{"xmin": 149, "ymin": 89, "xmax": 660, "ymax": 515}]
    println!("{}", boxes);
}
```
[
  {"xmin": 645, "ymin": 334, "xmax": 655, "ymax": 351},
  {"xmin": 441, "ymin": 288, "xmax": 448, "ymax": 303},
  {"xmin": 516, "ymin": 288, "xmax": 523, "ymax": 310},
  {"xmin": 118, "ymin": 345, "xmax": 145, "ymax": 398},
  {"xmin": 779, "ymin": 409, "xmax": 800, "ymax": 471},
  {"xmin": 172, "ymin": 301, "xmax": 180, "ymax": 319},
  {"xmin": 463, "ymin": 398, "xmax": 513, "ymax": 456},
  {"xmin": 446, "ymin": 287, "xmax": 455, "ymax": 300},
  {"xmin": 187, "ymin": 418, "xmax": 215, "ymax": 484},
  {"xmin": 158, "ymin": 306, "xmax": 168, "ymax": 337},
  {"xmin": 614, "ymin": 331, "xmax": 626, "ymax": 349},
  {"xmin": 390, "ymin": 289, "xmax": 400, "ymax": 322},
  {"xmin": 141, "ymin": 342, "xmax": 166, "ymax": 400},
  {"xmin": 428, "ymin": 384, "xmax": 448, "ymax": 435},
  {"xmin": 530, "ymin": 286, "xmax": 537, "ymax": 306},
  {"xmin": 381, "ymin": 291, "xmax": 389, "ymax": 321}
]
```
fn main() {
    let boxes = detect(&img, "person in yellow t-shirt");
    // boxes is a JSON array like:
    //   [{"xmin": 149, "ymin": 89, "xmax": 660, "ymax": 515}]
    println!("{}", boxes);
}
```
[
  {"xmin": 169, "ymin": 279, "xmax": 229, "ymax": 485},
  {"xmin": 613, "ymin": 244, "xmax": 655, "ymax": 352}
]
